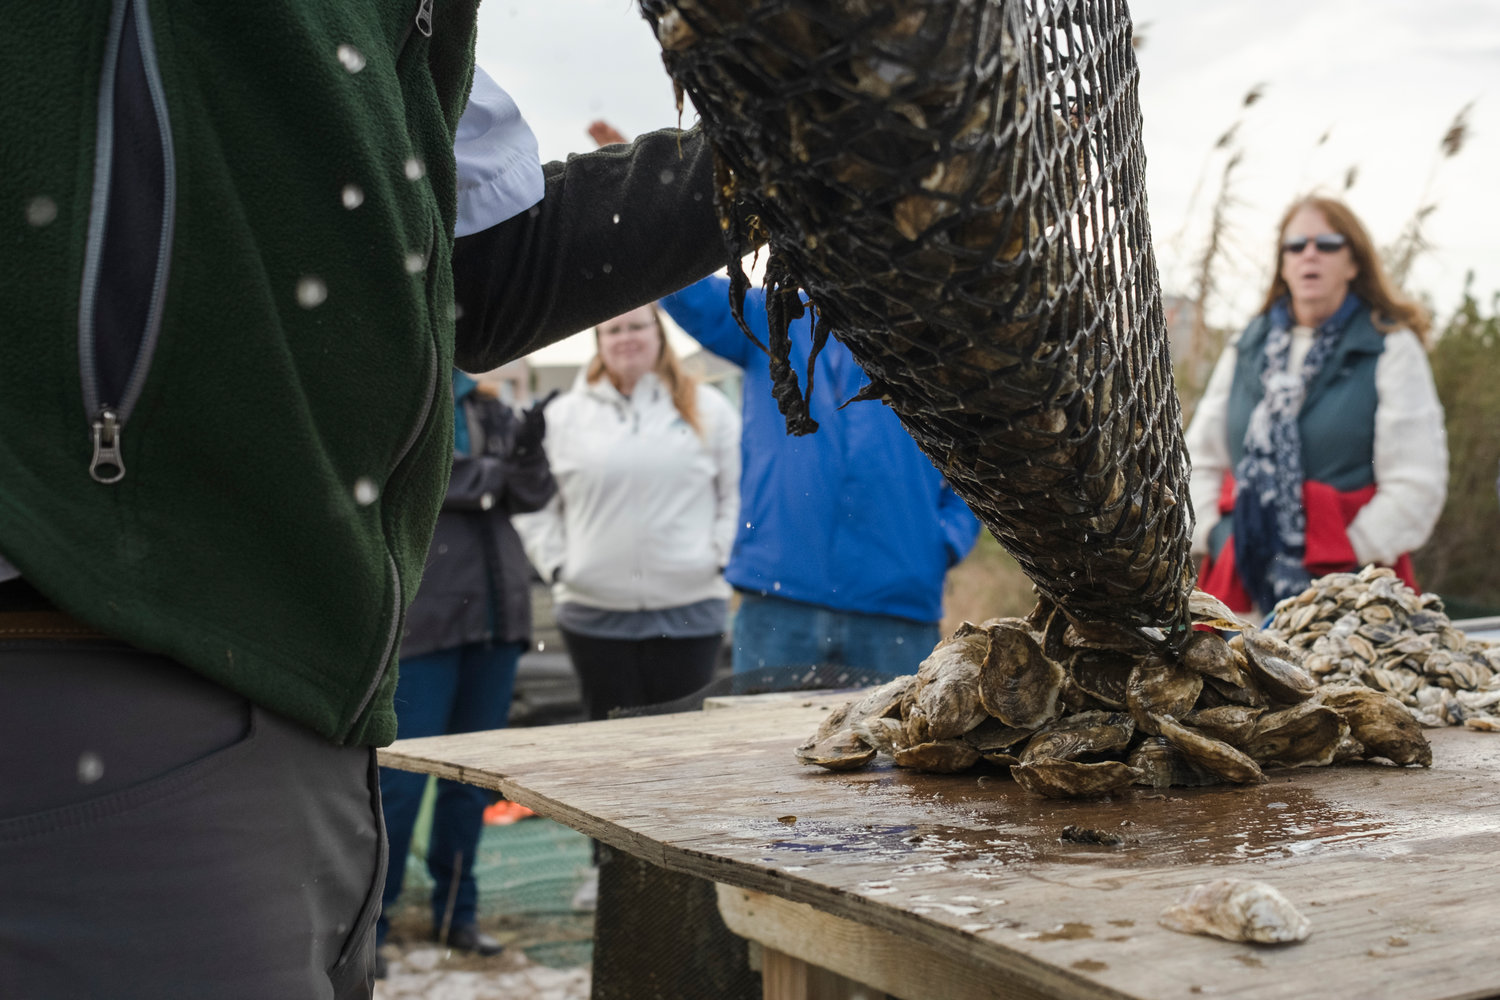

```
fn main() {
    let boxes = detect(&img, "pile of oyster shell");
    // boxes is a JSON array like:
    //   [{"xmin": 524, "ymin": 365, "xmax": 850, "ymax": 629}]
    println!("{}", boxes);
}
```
[
  {"xmin": 796, "ymin": 592, "xmax": 1431, "ymax": 798},
  {"xmin": 1265, "ymin": 566, "xmax": 1500, "ymax": 731}
]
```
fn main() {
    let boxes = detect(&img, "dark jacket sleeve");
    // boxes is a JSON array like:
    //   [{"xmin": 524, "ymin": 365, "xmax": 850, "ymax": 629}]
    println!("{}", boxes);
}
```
[
  {"xmin": 501, "ymin": 447, "xmax": 554, "ymax": 516},
  {"xmin": 441, "ymin": 454, "xmax": 506, "ymax": 511},
  {"xmin": 450, "ymin": 126, "xmax": 731, "ymax": 372},
  {"xmin": 476, "ymin": 396, "xmax": 557, "ymax": 516}
]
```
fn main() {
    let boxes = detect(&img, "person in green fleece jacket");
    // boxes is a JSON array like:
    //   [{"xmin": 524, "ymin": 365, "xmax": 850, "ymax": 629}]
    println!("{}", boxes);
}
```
[{"xmin": 0, "ymin": 4, "xmax": 729, "ymax": 997}]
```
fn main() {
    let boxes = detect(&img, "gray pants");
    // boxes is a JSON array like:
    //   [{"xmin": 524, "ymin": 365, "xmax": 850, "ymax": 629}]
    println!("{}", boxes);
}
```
[{"xmin": 0, "ymin": 633, "xmax": 385, "ymax": 1000}]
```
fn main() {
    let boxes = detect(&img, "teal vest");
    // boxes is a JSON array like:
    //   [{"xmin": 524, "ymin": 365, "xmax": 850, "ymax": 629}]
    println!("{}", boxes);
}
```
[
  {"xmin": 0, "ymin": 0, "xmax": 479, "ymax": 745},
  {"xmin": 1208, "ymin": 307, "xmax": 1386, "ymax": 558}
]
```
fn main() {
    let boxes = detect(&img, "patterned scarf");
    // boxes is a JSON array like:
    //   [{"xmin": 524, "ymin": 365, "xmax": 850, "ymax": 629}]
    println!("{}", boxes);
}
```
[{"xmin": 1232, "ymin": 293, "xmax": 1362, "ymax": 612}]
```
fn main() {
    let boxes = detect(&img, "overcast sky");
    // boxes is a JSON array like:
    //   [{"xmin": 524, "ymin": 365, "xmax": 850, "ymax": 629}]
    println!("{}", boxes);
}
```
[{"xmin": 473, "ymin": 0, "xmax": 1500, "ymax": 359}]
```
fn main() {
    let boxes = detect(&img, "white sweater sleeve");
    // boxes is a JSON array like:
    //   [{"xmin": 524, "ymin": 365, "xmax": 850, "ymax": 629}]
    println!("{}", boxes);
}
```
[
  {"xmin": 1344, "ymin": 331, "xmax": 1448, "ymax": 566},
  {"xmin": 1183, "ymin": 341, "xmax": 1241, "ymax": 557},
  {"xmin": 513, "ymin": 492, "xmax": 567, "ymax": 586},
  {"xmin": 703, "ymin": 387, "xmax": 742, "ymax": 567}
]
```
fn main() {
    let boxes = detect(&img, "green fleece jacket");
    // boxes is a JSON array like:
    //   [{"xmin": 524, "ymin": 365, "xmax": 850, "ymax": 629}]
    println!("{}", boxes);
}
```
[{"xmin": 0, "ymin": 0, "xmax": 729, "ymax": 745}]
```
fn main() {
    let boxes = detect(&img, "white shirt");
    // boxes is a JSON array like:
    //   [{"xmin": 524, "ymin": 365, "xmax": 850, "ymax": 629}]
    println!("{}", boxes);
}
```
[
  {"xmin": 514, "ymin": 370, "xmax": 741, "ymax": 611},
  {"xmin": 453, "ymin": 66, "xmax": 545, "ymax": 236}
]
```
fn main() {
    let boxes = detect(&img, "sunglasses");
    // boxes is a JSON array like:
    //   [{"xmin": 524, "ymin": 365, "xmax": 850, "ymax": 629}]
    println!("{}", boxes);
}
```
[{"xmin": 1281, "ymin": 233, "xmax": 1348, "ymax": 255}]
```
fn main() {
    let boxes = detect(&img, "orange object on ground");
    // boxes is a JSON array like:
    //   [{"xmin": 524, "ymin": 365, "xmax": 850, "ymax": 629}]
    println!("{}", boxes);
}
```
[{"xmin": 482, "ymin": 800, "xmax": 536, "ymax": 825}]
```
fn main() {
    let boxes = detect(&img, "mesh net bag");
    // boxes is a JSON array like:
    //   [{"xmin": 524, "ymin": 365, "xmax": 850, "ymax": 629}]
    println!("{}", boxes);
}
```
[{"xmin": 642, "ymin": 0, "xmax": 1195, "ymax": 643}]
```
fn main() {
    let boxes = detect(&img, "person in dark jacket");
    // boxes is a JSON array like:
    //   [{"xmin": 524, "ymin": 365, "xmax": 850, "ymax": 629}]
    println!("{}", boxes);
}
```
[{"xmin": 375, "ymin": 371, "xmax": 555, "ymax": 962}]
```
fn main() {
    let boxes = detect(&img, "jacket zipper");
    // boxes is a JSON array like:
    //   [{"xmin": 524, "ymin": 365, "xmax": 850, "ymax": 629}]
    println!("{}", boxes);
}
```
[
  {"xmin": 342, "ymin": 224, "xmax": 441, "ymax": 739},
  {"xmin": 78, "ymin": 0, "xmax": 176, "ymax": 484},
  {"xmin": 396, "ymin": 0, "xmax": 435, "ymax": 66}
]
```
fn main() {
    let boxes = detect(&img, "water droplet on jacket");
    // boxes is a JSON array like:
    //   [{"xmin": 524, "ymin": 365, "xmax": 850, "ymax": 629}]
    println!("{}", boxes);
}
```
[
  {"xmin": 612, "ymin": 213, "xmax": 620, "ymax": 224},
  {"xmin": 25, "ymin": 196, "xmax": 57, "ymax": 227},
  {"xmin": 77, "ymin": 752, "xmax": 104, "ymax": 784},
  {"xmin": 772, "ymin": 581, "xmax": 781, "ymax": 591},
  {"xmin": 437, "ymin": 544, "xmax": 449, "ymax": 555},
  {"xmin": 353, "ymin": 477, "xmax": 379, "ymax": 505},
  {"xmin": 454, "ymin": 301, "xmax": 466, "ymax": 321},
  {"xmin": 404, "ymin": 157, "xmax": 426, "ymax": 181},
  {"xmin": 745, "ymin": 521, "xmax": 753, "ymax": 529},
  {"xmin": 404, "ymin": 252, "xmax": 426, "ymax": 274},
  {"xmin": 479, "ymin": 493, "xmax": 495, "ymax": 510},
  {"xmin": 659, "ymin": 169, "xmax": 676, "ymax": 184},
  {"xmin": 601, "ymin": 263, "xmax": 613, "ymax": 274},
  {"xmin": 296, "ymin": 276, "xmax": 328, "ymax": 309},
  {"xmin": 341, "ymin": 184, "xmax": 364, "ymax": 209},
  {"xmin": 336, "ymin": 44, "xmax": 366, "ymax": 73}
]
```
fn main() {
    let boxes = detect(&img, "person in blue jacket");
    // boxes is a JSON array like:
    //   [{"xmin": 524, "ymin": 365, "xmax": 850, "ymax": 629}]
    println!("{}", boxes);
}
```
[{"xmin": 660, "ymin": 274, "xmax": 981, "ymax": 675}]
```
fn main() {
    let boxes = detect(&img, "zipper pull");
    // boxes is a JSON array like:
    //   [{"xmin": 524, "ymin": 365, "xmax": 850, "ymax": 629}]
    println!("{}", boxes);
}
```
[
  {"xmin": 90, "ymin": 409, "xmax": 126, "ymax": 484},
  {"xmin": 415, "ymin": 0, "xmax": 433, "ymax": 37}
]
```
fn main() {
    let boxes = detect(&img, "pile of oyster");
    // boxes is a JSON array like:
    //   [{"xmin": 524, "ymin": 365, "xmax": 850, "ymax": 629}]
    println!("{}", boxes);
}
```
[
  {"xmin": 1265, "ymin": 566, "xmax": 1500, "ymax": 731},
  {"xmin": 796, "ymin": 592, "xmax": 1431, "ymax": 798}
]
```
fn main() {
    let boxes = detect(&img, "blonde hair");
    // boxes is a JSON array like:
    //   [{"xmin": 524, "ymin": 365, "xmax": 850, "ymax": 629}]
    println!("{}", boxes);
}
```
[
  {"xmin": 588, "ymin": 305, "xmax": 703, "ymax": 434},
  {"xmin": 1258, "ymin": 195, "xmax": 1431, "ymax": 344}
]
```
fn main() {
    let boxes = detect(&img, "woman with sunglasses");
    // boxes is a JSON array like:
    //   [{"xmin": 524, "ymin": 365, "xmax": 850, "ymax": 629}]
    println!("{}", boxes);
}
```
[{"xmin": 1185, "ymin": 196, "xmax": 1448, "ymax": 614}]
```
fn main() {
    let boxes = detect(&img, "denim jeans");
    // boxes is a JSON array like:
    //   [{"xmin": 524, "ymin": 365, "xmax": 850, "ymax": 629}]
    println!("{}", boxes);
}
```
[
  {"xmin": 377, "ymin": 640, "xmax": 522, "ymax": 940},
  {"xmin": 731, "ymin": 592, "xmax": 940, "ymax": 675}
]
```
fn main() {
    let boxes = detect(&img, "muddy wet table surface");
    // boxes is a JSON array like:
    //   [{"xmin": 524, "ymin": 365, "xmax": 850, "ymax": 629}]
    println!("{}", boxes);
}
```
[{"xmin": 381, "ymin": 693, "xmax": 1500, "ymax": 1000}]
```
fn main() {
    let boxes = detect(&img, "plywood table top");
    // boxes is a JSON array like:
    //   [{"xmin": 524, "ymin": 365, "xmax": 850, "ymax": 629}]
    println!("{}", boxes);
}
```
[{"xmin": 380, "ymin": 693, "xmax": 1500, "ymax": 1000}]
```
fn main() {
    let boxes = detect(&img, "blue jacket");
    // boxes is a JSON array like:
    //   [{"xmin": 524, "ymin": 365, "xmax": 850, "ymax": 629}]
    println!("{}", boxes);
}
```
[{"xmin": 660, "ymin": 276, "xmax": 980, "ymax": 623}]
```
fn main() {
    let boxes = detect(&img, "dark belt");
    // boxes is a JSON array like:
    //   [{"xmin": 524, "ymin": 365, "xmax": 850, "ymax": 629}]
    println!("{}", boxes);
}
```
[{"xmin": 0, "ymin": 578, "xmax": 109, "ymax": 640}]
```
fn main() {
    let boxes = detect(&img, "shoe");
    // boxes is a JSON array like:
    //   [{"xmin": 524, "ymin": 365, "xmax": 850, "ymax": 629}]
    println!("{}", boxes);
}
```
[
  {"xmin": 482, "ymin": 800, "xmax": 537, "ymax": 825},
  {"xmin": 443, "ymin": 923, "xmax": 503, "ymax": 956}
]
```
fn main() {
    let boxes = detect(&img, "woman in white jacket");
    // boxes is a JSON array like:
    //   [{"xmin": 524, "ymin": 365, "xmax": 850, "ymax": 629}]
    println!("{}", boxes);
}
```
[{"xmin": 516, "ymin": 305, "xmax": 740, "ymax": 719}]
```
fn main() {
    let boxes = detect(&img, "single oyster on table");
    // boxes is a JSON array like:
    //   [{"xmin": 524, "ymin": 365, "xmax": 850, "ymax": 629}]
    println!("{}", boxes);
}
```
[
  {"xmin": 1127, "ymin": 737, "xmax": 1221, "ymax": 789},
  {"xmin": 1159, "ymin": 878, "xmax": 1311, "ymax": 944},
  {"xmin": 796, "ymin": 675, "xmax": 914, "ymax": 771},
  {"xmin": 905, "ymin": 626, "xmax": 989, "ymax": 743},
  {"xmin": 1178, "ymin": 630, "xmax": 1246, "ymax": 686},
  {"xmin": 1064, "ymin": 650, "xmax": 1133, "ymax": 710},
  {"xmin": 893, "ymin": 738, "xmax": 981, "ymax": 773},
  {"xmin": 1315, "ymin": 685, "xmax": 1432, "ymax": 766},
  {"xmin": 794, "ymin": 730, "xmax": 877, "ymax": 771},
  {"xmin": 979, "ymin": 622, "xmax": 1064, "ymax": 729},
  {"xmin": 961, "ymin": 716, "xmax": 1033, "ymax": 766},
  {"xmin": 1020, "ymin": 711, "xmax": 1135, "ymax": 764},
  {"xmin": 1235, "ymin": 631, "xmax": 1318, "ymax": 704},
  {"xmin": 1155, "ymin": 716, "xmax": 1265, "ymax": 784},
  {"xmin": 1188, "ymin": 589, "xmax": 1252, "ymax": 632},
  {"xmin": 1126, "ymin": 656, "xmax": 1202, "ymax": 736},
  {"xmin": 1181, "ymin": 705, "xmax": 1264, "ymax": 745},
  {"xmin": 1010, "ymin": 759, "xmax": 1141, "ymax": 799},
  {"xmin": 1241, "ymin": 702, "xmax": 1348, "ymax": 768}
]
